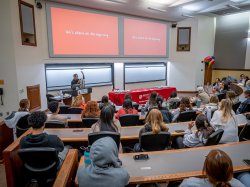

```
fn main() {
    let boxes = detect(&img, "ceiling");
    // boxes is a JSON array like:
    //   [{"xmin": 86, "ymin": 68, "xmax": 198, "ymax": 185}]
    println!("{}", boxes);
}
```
[{"xmin": 46, "ymin": 0, "xmax": 250, "ymax": 22}]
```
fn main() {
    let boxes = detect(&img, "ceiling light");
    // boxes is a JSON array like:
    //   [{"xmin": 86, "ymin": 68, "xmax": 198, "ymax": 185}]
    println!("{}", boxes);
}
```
[
  {"xmin": 148, "ymin": 7, "xmax": 167, "ymax": 13},
  {"xmin": 147, "ymin": 0, "xmax": 175, "ymax": 5},
  {"xmin": 230, "ymin": 0, "xmax": 247, "ymax": 3},
  {"xmin": 182, "ymin": 4, "xmax": 202, "ymax": 11},
  {"xmin": 248, "ymin": 30, "xmax": 250, "ymax": 33},
  {"xmin": 182, "ymin": 14, "xmax": 194, "ymax": 18},
  {"xmin": 227, "ymin": 4, "xmax": 241, "ymax": 9},
  {"xmin": 104, "ymin": 0, "xmax": 126, "ymax": 4},
  {"xmin": 169, "ymin": 0, "xmax": 196, "ymax": 7}
]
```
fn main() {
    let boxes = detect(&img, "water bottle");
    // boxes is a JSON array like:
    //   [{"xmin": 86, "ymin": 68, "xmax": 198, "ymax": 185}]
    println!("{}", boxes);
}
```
[
  {"xmin": 84, "ymin": 146, "xmax": 91, "ymax": 167},
  {"xmin": 141, "ymin": 104, "xmax": 146, "ymax": 116}
]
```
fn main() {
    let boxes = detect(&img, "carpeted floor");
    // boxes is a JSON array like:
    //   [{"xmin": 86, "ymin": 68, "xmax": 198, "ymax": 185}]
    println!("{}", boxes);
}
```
[{"xmin": 0, "ymin": 164, "xmax": 7, "ymax": 187}]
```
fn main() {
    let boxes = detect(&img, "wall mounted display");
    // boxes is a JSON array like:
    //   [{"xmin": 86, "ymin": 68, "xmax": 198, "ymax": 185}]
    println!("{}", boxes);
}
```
[{"xmin": 177, "ymin": 27, "xmax": 191, "ymax": 51}]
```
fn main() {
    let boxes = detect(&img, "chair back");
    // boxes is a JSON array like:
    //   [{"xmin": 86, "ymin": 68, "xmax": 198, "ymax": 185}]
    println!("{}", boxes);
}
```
[
  {"xmin": 18, "ymin": 147, "xmax": 59, "ymax": 185},
  {"xmin": 45, "ymin": 121, "xmax": 65, "ymax": 128},
  {"xmin": 119, "ymin": 114, "xmax": 140, "ymax": 126},
  {"xmin": 58, "ymin": 105, "xmax": 70, "ymax": 114},
  {"xmin": 68, "ymin": 107, "xmax": 83, "ymax": 114},
  {"xmin": 177, "ymin": 111, "xmax": 197, "ymax": 122},
  {"xmin": 205, "ymin": 129, "xmax": 224, "ymax": 146},
  {"xmin": 242, "ymin": 104, "xmax": 250, "ymax": 113},
  {"xmin": 140, "ymin": 132, "xmax": 171, "ymax": 151},
  {"xmin": 82, "ymin": 118, "xmax": 99, "ymax": 128},
  {"xmin": 88, "ymin": 131, "xmax": 120, "ymax": 149},
  {"xmin": 239, "ymin": 123, "xmax": 250, "ymax": 141},
  {"xmin": 217, "ymin": 93, "xmax": 226, "ymax": 101},
  {"xmin": 133, "ymin": 103, "xmax": 139, "ymax": 110},
  {"xmin": 16, "ymin": 114, "xmax": 30, "ymax": 138},
  {"xmin": 232, "ymin": 101, "xmax": 241, "ymax": 113}
]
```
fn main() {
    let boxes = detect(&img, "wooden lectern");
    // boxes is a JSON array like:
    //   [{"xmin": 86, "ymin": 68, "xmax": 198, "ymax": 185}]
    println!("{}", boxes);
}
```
[
  {"xmin": 204, "ymin": 63, "xmax": 213, "ymax": 85},
  {"xmin": 79, "ymin": 88, "xmax": 92, "ymax": 103}
]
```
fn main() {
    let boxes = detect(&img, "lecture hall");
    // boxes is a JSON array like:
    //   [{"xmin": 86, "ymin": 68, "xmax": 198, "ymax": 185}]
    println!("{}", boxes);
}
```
[{"xmin": 1, "ymin": 0, "xmax": 250, "ymax": 187}]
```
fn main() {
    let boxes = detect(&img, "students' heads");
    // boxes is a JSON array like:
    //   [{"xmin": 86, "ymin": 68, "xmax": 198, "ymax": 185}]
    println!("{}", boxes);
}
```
[
  {"xmin": 73, "ymin": 73, "xmax": 78, "ymax": 80},
  {"xmin": 179, "ymin": 97, "xmax": 192, "ymax": 112},
  {"xmin": 85, "ymin": 101, "xmax": 100, "ymax": 113},
  {"xmin": 195, "ymin": 114, "xmax": 210, "ymax": 130},
  {"xmin": 156, "ymin": 95, "xmax": 163, "ymax": 109},
  {"xmin": 71, "ymin": 95, "xmax": 84, "ymax": 107},
  {"xmin": 215, "ymin": 78, "xmax": 220, "ymax": 83},
  {"xmin": 226, "ymin": 91, "xmax": 236, "ymax": 101},
  {"xmin": 240, "ymin": 74, "xmax": 245, "ymax": 79},
  {"xmin": 101, "ymin": 95, "xmax": 109, "ymax": 104},
  {"xmin": 170, "ymin": 92, "xmax": 177, "ymax": 98},
  {"xmin": 123, "ymin": 99, "xmax": 133, "ymax": 110},
  {"xmin": 18, "ymin": 99, "xmax": 30, "ymax": 112},
  {"xmin": 48, "ymin": 101, "xmax": 59, "ymax": 114},
  {"xmin": 28, "ymin": 111, "xmax": 47, "ymax": 129},
  {"xmin": 146, "ymin": 109, "xmax": 167, "ymax": 134},
  {"xmin": 244, "ymin": 90, "xmax": 250, "ymax": 98},
  {"xmin": 197, "ymin": 87, "xmax": 204, "ymax": 93},
  {"xmin": 99, "ymin": 105, "xmax": 117, "ymax": 132},
  {"xmin": 220, "ymin": 99, "xmax": 233, "ymax": 123},
  {"xmin": 203, "ymin": 149, "xmax": 233, "ymax": 187},
  {"xmin": 209, "ymin": 95, "xmax": 219, "ymax": 105},
  {"xmin": 124, "ymin": 94, "xmax": 132, "ymax": 101}
]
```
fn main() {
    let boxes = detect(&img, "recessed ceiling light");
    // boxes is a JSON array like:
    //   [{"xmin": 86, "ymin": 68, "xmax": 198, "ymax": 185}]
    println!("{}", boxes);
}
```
[
  {"xmin": 169, "ymin": 0, "xmax": 196, "ymax": 7},
  {"xmin": 147, "ymin": 0, "xmax": 175, "ymax": 5},
  {"xmin": 182, "ymin": 14, "xmax": 194, "ymax": 18},
  {"xmin": 104, "ymin": 0, "xmax": 126, "ymax": 4},
  {"xmin": 182, "ymin": 4, "xmax": 202, "ymax": 11},
  {"xmin": 248, "ymin": 30, "xmax": 250, "ymax": 33},
  {"xmin": 227, "ymin": 4, "xmax": 241, "ymax": 9},
  {"xmin": 148, "ymin": 7, "xmax": 168, "ymax": 13},
  {"xmin": 230, "ymin": 0, "xmax": 247, "ymax": 3}
]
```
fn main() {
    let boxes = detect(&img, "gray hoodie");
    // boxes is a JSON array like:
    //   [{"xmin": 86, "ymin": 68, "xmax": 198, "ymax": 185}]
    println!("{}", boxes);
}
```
[{"xmin": 77, "ymin": 137, "xmax": 130, "ymax": 187}]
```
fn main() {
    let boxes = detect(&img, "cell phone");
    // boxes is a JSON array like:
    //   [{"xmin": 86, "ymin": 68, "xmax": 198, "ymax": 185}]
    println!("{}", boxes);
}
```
[
  {"xmin": 243, "ymin": 159, "xmax": 250, "ymax": 166},
  {"xmin": 133, "ymin": 154, "xmax": 149, "ymax": 161},
  {"xmin": 67, "ymin": 116, "xmax": 71, "ymax": 119},
  {"xmin": 175, "ymin": 130, "xmax": 185, "ymax": 133},
  {"xmin": 73, "ymin": 130, "xmax": 83, "ymax": 132}
]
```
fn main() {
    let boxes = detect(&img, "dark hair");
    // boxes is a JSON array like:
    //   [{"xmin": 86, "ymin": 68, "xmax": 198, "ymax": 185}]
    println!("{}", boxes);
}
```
[
  {"xmin": 195, "ymin": 114, "xmax": 214, "ymax": 139},
  {"xmin": 73, "ymin": 74, "xmax": 78, "ymax": 77},
  {"xmin": 149, "ymin": 92, "xmax": 158, "ymax": 105},
  {"xmin": 244, "ymin": 76, "xmax": 250, "ymax": 87},
  {"xmin": 48, "ymin": 101, "xmax": 59, "ymax": 113},
  {"xmin": 244, "ymin": 90, "xmax": 250, "ymax": 96},
  {"xmin": 99, "ymin": 106, "xmax": 118, "ymax": 132},
  {"xmin": 18, "ymin": 99, "xmax": 30, "ymax": 111},
  {"xmin": 170, "ymin": 92, "xmax": 177, "ymax": 98},
  {"xmin": 28, "ymin": 111, "xmax": 47, "ymax": 129},
  {"xmin": 179, "ymin": 97, "xmax": 192, "ymax": 112},
  {"xmin": 216, "ymin": 78, "xmax": 221, "ymax": 82},
  {"xmin": 156, "ymin": 95, "xmax": 163, "ymax": 109},
  {"xmin": 223, "ymin": 83, "xmax": 229, "ymax": 91},
  {"xmin": 226, "ymin": 91, "xmax": 236, "ymax": 101},
  {"xmin": 203, "ymin": 150, "xmax": 233, "ymax": 187},
  {"xmin": 123, "ymin": 99, "xmax": 133, "ymax": 110},
  {"xmin": 124, "ymin": 94, "xmax": 132, "ymax": 101},
  {"xmin": 101, "ymin": 95, "xmax": 109, "ymax": 104}
]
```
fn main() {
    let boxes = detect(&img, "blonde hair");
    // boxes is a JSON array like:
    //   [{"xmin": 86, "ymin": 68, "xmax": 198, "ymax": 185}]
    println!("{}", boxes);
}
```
[
  {"xmin": 146, "ymin": 109, "xmax": 168, "ymax": 134},
  {"xmin": 71, "ymin": 95, "xmax": 84, "ymax": 107},
  {"xmin": 220, "ymin": 99, "xmax": 233, "ymax": 123},
  {"xmin": 209, "ymin": 95, "xmax": 219, "ymax": 105},
  {"xmin": 82, "ymin": 101, "xmax": 100, "ymax": 118}
]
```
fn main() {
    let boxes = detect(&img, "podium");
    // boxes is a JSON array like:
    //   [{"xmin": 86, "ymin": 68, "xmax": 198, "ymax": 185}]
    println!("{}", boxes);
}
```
[{"xmin": 79, "ymin": 88, "xmax": 92, "ymax": 102}]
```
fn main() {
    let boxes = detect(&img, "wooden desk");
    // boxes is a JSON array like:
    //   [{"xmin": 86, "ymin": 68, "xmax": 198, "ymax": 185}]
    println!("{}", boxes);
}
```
[
  {"xmin": 0, "ymin": 119, "xmax": 13, "ymax": 162},
  {"xmin": 77, "ymin": 141, "xmax": 250, "ymax": 184}
]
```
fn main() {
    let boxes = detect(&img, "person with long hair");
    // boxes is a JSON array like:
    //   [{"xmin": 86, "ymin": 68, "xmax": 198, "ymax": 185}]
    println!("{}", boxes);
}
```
[
  {"xmin": 156, "ymin": 95, "xmax": 172, "ymax": 123},
  {"xmin": 134, "ymin": 109, "xmax": 168, "ymax": 152},
  {"xmin": 183, "ymin": 114, "xmax": 214, "ymax": 148},
  {"xmin": 71, "ymin": 95, "xmax": 86, "ymax": 109},
  {"xmin": 91, "ymin": 105, "xmax": 121, "ymax": 133},
  {"xmin": 180, "ymin": 149, "xmax": 245, "ymax": 187},
  {"xmin": 115, "ymin": 99, "xmax": 138, "ymax": 119},
  {"xmin": 203, "ymin": 95, "xmax": 219, "ymax": 122},
  {"xmin": 226, "ymin": 91, "xmax": 239, "ymax": 105},
  {"xmin": 18, "ymin": 99, "xmax": 30, "ymax": 111},
  {"xmin": 172, "ymin": 97, "xmax": 193, "ymax": 122},
  {"xmin": 99, "ymin": 95, "xmax": 112, "ymax": 110},
  {"xmin": 210, "ymin": 99, "xmax": 238, "ymax": 144},
  {"xmin": 145, "ymin": 92, "xmax": 158, "ymax": 111},
  {"xmin": 81, "ymin": 101, "xmax": 100, "ymax": 118},
  {"xmin": 167, "ymin": 91, "xmax": 180, "ymax": 109}
]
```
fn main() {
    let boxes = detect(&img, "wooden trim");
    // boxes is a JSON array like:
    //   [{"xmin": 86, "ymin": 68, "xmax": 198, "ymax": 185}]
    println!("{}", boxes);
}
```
[
  {"xmin": 27, "ymin": 84, "xmax": 41, "ymax": 110},
  {"xmin": 213, "ymin": 68, "xmax": 250, "ymax": 71},
  {"xmin": 177, "ymin": 91, "xmax": 196, "ymax": 94}
]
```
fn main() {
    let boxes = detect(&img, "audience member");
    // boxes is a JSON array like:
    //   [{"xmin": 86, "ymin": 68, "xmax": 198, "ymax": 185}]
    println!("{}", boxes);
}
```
[
  {"xmin": 183, "ymin": 114, "xmax": 214, "ymax": 148},
  {"xmin": 81, "ymin": 101, "xmax": 100, "ymax": 118},
  {"xmin": 115, "ymin": 99, "xmax": 138, "ymax": 119},
  {"xmin": 192, "ymin": 87, "xmax": 210, "ymax": 106},
  {"xmin": 239, "ymin": 74, "xmax": 246, "ymax": 86},
  {"xmin": 92, "ymin": 105, "xmax": 121, "ymax": 133},
  {"xmin": 99, "ymin": 95, "xmax": 112, "ymax": 110},
  {"xmin": 145, "ymin": 92, "xmax": 158, "ymax": 111},
  {"xmin": 172, "ymin": 97, "xmax": 193, "ymax": 122},
  {"xmin": 236, "ymin": 172, "xmax": 250, "ymax": 187},
  {"xmin": 71, "ymin": 95, "xmax": 86, "ymax": 109},
  {"xmin": 4, "ymin": 99, "xmax": 30, "ymax": 139},
  {"xmin": 210, "ymin": 99, "xmax": 238, "ymax": 144},
  {"xmin": 134, "ymin": 109, "xmax": 168, "ymax": 152},
  {"xmin": 20, "ymin": 111, "xmax": 69, "ymax": 167},
  {"xmin": 244, "ymin": 76, "xmax": 250, "ymax": 87},
  {"xmin": 77, "ymin": 137, "xmax": 129, "ymax": 187},
  {"xmin": 47, "ymin": 101, "xmax": 68, "ymax": 126},
  {"xmin": 245, "ymin": 80, "xmax": 250, "ymax": 90},
  {"xmin": 167, "ymin": 92, "xmax": 180, "ymax": 109},
  {"xmin": 218, "ymin": 82, "xmax": 229, "ymax": 94},
  {"xmin": 213, "ymin": 78, "xmax": 221, "ymax": 88},
  {"xmin": 237, "ymin": 90, "xmax": 250, "ymax": 114},
  {"xmin": 203, "ymin": 95, "xmax": 219, "ymax": 121},
  {"xmin": 156, "ymin": 95, "xmax": 172, "ymax": 123},
  {"xmin": 180, "ymin": 149, "xmax": 245, "ymax": 187},
  {"xmin": 226, "ymin": 91, "xmax": 239, "ymax": 105}
]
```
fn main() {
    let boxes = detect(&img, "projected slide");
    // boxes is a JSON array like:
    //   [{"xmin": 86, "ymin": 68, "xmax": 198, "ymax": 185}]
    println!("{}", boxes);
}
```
[
  {"xmin": 124, "ymin": 18, "xmax": 167, "ymax": 56},
  {"xmin": 50, "ymin": 7, "xmax": 118, "ymax": 56}
]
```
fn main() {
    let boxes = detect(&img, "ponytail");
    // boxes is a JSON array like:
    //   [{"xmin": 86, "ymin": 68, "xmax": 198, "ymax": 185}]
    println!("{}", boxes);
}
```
[{"xmin": 215, "ymin": 181, "xmax": 232, "ymax": 187}]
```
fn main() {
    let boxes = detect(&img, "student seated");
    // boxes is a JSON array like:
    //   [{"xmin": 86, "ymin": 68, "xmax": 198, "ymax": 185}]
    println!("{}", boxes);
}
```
[
  {"xmin": 192, "ymin": 87, "xmax": 210, "ymax": 106},
  {"xmin": 4, "ymin": 99, "xmax": 30, "ymax": 139},
  {"xmin": 124, "ymin": 93, "xmax": 138, "ymax": 107},
  {"xmin": 92, "ymin": 105, "xmax": 121, "ymax": 133},
  {"xmin": 134, "ymin": 109, "xmax": 168, "ymax": 152},
  {"xmin": 81, "ymin": 101, "xmax": 100, "ymax": 118},
  {"xmin": 171, "ymin": 97, "xmax": 194, "ymax": 122},
  {"xmin": 47, "ymin": 101, "xmax": 68, "ymax": 127},
  {"xmin": 237, "ymin": 90, "xmax": 250, "ymax": 114},
  {"xmin": 20, "ymin": 111, "xmax": 69, "ymax": 166},
  {"xmin": 180, "ymin": 149, "xmax": 245, "ymax": 187},
  {"xmin": 167, "ymin": 91, "xmax": 180, "ymax": 109},
  {"xmin": 226, "ymin": 91, "xmax": 239, "ymax": 105},
  {"xmin": 115, "ymin": 99, "xmax": 138, "ymax": 119},
  {"xmin": 183, "ymin": 114, "xmax": 214, "ymax": 148},
  {"xmin": 210, "ymin": 99, "xmax": 238, "ymax": 144},
  {"xmin": 71, "ymin": 95, "xmax": 86, "ymax": 109},
  {"xmin": 99, "ymin": 95, "xmax": 112, "ymax": 110},
  {"xmin": 77, "ymin": 137, "xmax": 129, "ymax": 187},
  {"xmin": 156, "ymin": 95, "xmax": 172, "ymax": 123},
  {"xmin": 203, "ymin": 95, "xmax": 219, "ymax": 122},
  {"xmin": 218, "ymin": 82, "xmax": 229, "ymax": 94},
  {"xmin": 145, "ymin": 92, "xmax": 158, "ymax": 111}
]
